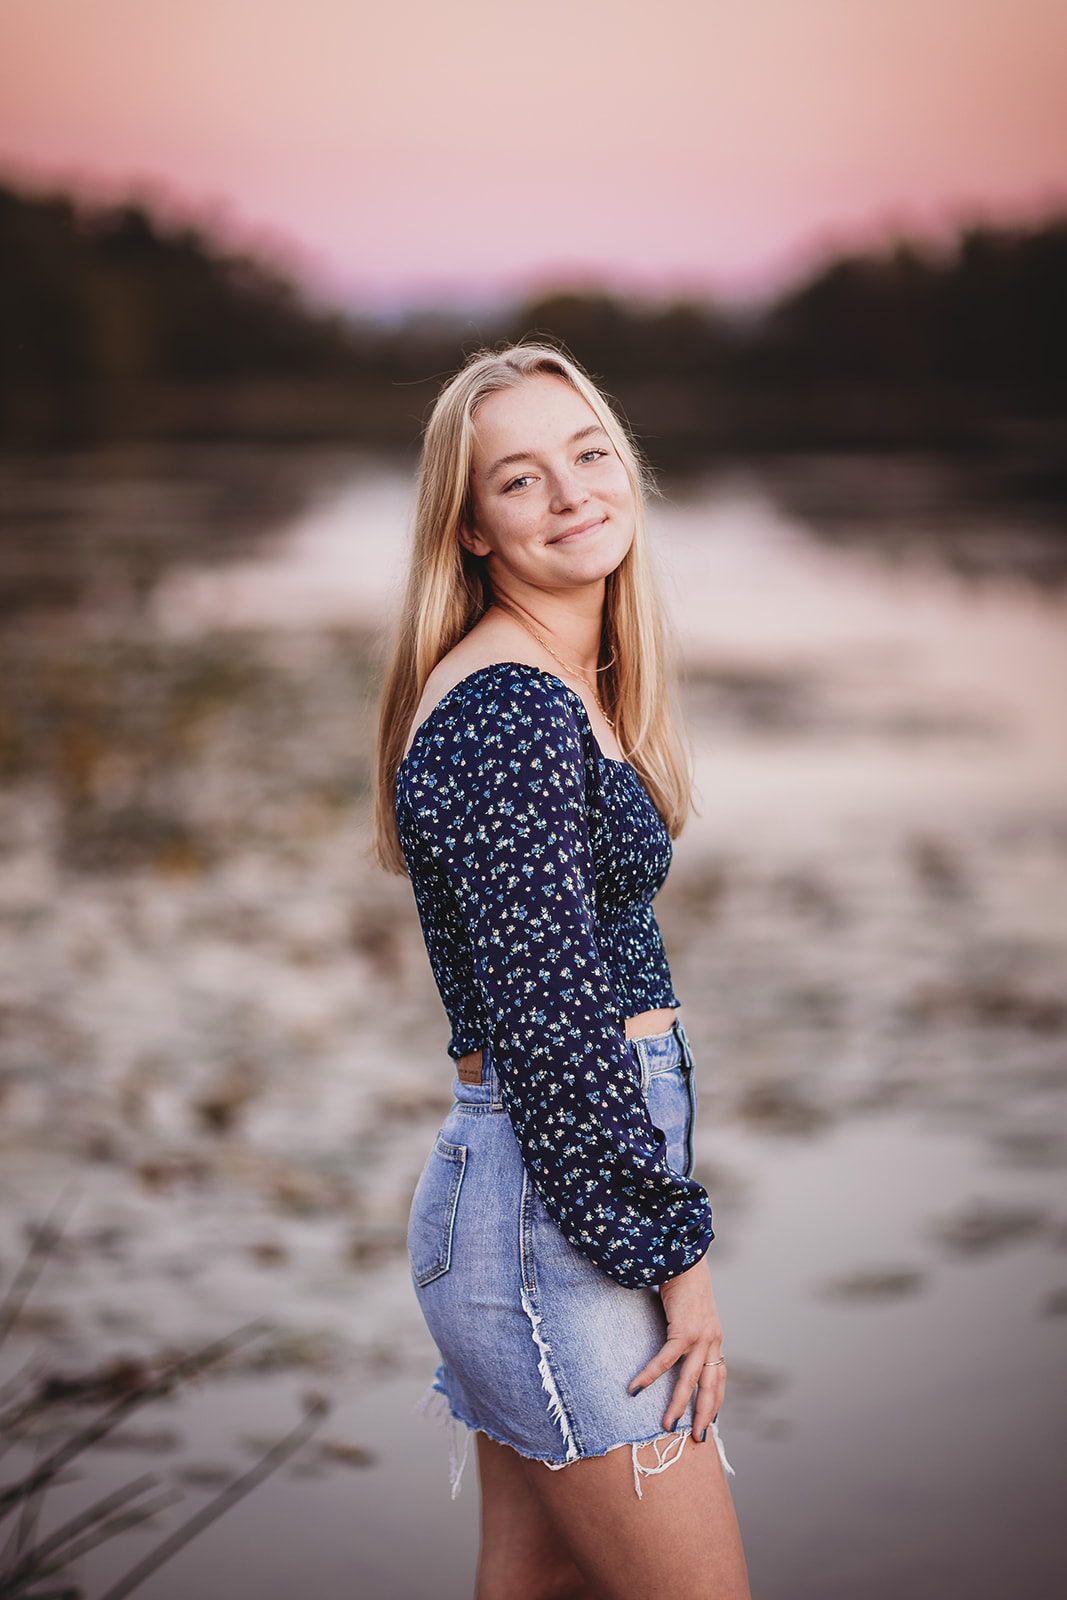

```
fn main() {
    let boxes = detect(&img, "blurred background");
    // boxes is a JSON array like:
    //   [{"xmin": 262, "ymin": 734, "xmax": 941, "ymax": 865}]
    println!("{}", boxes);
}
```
[{"xmin": 1, "ymin": 3, "xmax": 1065, "ymax": 1596}]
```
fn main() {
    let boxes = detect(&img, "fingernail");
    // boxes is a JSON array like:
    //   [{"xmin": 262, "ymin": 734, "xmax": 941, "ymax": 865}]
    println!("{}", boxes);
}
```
[
  {"xmin": 630, "ymin": 1386, "xmax": 643, "ymax": 1397},
  {"xmin": 700, "ymin": 1427, "xmax": 708, "ymax": 1443},
  {"xmin": 671, "ymin": 1418, "xmax": 681, "ymax": 1432}
]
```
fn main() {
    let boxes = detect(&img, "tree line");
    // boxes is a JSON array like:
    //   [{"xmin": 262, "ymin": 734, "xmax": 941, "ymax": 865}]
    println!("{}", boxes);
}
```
[{"xmin": 2, "ymin": 179, "xmax": 1064, "ymax": 457}]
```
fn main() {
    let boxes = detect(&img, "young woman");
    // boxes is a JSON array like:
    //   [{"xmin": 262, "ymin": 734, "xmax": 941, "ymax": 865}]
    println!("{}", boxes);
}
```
[{"xmin": 374, "ymin": 345, "xmax": 749, "ymax": 1599}]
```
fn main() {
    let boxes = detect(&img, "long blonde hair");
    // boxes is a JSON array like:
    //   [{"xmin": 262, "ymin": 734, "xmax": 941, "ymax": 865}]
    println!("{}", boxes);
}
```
[{"xmin": 373, "ymin": 343, "xmax": 690, "ymax": 873}]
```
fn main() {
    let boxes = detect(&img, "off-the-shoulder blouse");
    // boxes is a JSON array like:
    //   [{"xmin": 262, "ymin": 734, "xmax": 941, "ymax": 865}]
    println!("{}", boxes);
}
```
[{"xmin": 396, "ymin": 662, "xmax": 713, "ymax": 1290}]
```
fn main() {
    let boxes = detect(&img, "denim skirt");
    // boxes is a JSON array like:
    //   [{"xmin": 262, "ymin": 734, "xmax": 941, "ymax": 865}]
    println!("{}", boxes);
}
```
[{"xmin": 407, "ymin": 1023, "xmax": 702, "ymax": 1470}]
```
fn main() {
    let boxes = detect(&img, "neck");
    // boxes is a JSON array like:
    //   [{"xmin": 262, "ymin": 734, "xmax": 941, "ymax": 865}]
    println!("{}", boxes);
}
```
[{"xmin": 491, "ymin": 582, "xmax": 605, "ymax": 676}]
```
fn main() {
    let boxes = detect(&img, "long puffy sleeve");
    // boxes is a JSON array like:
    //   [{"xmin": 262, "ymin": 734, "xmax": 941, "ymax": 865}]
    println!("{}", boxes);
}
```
[{"xmin": 397, "ymin": 667, "xmax": 713, "ymax": 1289}]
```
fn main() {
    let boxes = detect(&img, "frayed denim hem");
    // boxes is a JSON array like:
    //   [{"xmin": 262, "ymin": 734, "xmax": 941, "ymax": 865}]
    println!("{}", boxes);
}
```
[{"xmin": 415, "ymin": 1378, "xmax": 734, "ymax": 1500}]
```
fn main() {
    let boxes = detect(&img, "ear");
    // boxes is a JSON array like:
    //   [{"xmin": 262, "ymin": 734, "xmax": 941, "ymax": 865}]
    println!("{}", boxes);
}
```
[{"xmin": 459, "ymin": 522, "xmax": 492, "ymax": 558}]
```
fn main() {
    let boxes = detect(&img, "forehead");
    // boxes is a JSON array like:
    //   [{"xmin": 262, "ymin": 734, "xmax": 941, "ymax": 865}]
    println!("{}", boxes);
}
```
[{"xmin": 471, "ymin": 374, "xmax": 604, "ymax": 474}]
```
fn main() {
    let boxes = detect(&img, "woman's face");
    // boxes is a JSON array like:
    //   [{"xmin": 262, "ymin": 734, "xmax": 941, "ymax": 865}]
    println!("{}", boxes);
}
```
[{"xmin": 462, "ymin": 374, "xmax": 636, "ymax": 598}]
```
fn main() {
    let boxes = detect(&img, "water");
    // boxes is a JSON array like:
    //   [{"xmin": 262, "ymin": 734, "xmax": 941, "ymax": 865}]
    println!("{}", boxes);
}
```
[{"xmin": 0, "ymin": 448, "xmax": 1064, "ymax": 1597}]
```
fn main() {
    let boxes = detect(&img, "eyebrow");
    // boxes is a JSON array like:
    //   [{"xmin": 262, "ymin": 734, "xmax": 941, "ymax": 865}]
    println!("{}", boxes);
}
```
[{"xmin": 482, "ymin": 423, "xmax": 608, "ymax": 482}]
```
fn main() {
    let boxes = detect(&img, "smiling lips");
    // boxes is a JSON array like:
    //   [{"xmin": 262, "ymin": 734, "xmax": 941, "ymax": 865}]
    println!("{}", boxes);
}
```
[{"xmin": 548, "ymin": 516, "xmax": 606, "ymax": 545}]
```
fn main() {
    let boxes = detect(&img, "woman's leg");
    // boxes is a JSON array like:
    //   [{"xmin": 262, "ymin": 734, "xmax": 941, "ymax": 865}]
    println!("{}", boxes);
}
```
[
  {"xmin": 480, "ymin": 1431, "xmax": 749, "ymax": 1600},
  {"xmin": 476, "ymin": 1435, "xmax": 594, "ymax": 1600}
]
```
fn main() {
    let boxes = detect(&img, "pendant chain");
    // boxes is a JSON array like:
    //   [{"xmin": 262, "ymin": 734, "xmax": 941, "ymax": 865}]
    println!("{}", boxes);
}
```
[{"xmin": 510, "ymin": 614, "xmax": 617, "ymax": 732}]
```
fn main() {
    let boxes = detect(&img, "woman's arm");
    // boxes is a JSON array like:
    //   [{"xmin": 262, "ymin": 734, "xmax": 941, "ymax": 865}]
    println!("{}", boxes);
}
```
[{"xmin": 400, "ymin": 670, "xmax": 713, "ymax": 1290}]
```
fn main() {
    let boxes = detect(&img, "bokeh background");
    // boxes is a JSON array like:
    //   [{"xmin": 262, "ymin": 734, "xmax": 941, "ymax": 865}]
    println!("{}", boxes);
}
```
[{"xmin": 1, "ymin": 3, "xmax": 1065, "ymax": 1597}]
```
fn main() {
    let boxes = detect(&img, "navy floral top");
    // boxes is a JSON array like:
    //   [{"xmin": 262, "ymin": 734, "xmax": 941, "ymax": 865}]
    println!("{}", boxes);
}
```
[{"xmin": 396, "ymin": 662, "xmax": 713, "ymax": 1290}]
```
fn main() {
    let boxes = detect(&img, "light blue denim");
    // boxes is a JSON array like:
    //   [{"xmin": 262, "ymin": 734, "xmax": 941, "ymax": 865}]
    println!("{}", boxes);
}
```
[{"xmin": 408, "ymin": 1022, "xmax": 703, "ymax": 1470}]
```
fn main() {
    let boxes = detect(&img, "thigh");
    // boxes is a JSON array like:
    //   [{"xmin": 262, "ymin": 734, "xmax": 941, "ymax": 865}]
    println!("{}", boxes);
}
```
[
  {"xmin": 519, "ymin": 1433, "xmax": 750, "ymax": 1600},
  {"xmin": 476, "ymin": 1435, "xmax": 592, "ymax": 1600}
]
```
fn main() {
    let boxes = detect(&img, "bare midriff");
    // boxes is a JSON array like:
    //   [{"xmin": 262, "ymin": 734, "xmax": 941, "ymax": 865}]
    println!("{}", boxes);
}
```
[{"xmin": 455, "ymin": 1007, "xmax": 677, "ymax": 1080}]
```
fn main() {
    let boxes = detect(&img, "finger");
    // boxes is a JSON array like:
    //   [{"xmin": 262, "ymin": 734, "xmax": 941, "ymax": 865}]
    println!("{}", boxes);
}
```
[
  {"xmin": 628, "ymin": 1335, "xmax": 687, "ymax": 1397},
  {"xmin": 661, "ymin": 1349, "xmax": 706, "ymax": 1433},
  {"xmin": 693, "ymin": 1360, "xmax": 727, "ymax": 1443}
]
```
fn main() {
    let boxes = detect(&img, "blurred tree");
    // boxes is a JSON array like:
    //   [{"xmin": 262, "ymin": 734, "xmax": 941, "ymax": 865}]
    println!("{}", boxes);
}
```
[
  {"xmin": 1, "ymin": 177, "xmax": 1063, "ymax": 453},
  {"xmin": 513, "ymin": 290, "xmax": 726, "ymax": 382},
  {"xmin": 0, "ymin": 184, "xmax": 364, "ymax": 384},
  {"xmin": 759, "ymin": 222, "xmax": 1067, "ymax": 399}
]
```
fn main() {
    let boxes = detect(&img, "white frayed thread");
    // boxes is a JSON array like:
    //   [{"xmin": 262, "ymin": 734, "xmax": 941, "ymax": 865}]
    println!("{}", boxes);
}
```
[
  {"xmin": 631, "ymin": 1429, "xmax": 688, "ymax": 1499},
  {"xmin": 414, "ymin": 1381, "xmax": 448, "ymax": 1422},
  {"xmin": 520, "ymin": 1290, "xmax": 579, "ymax": 1463},
  {"xmin": 448, "ymin": 1417, "xmax": 471, "ymax": 1500},
  {"xmin": 711, "ymin": 1419, "xmax": 735, "ymax": 1478},
  {"xmin": 414, "ymin": 1377, "xmax": 470, "ymax": 1499}
]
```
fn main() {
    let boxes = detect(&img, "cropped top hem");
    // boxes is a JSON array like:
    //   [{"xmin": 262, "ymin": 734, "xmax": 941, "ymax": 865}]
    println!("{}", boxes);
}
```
[{"xmin": 396, "ymin": 661, "xmax": 712, "ymax": 1289}]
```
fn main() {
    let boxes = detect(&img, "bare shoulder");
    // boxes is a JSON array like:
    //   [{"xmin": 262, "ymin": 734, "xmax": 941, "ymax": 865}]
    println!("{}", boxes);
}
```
[{"xmin": 403, "ymin": 615, "xmax": 538, "ymax": 755}]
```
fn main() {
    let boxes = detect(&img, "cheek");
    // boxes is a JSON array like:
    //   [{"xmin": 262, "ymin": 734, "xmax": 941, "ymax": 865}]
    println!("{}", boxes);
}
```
[
  {"xmin": 610, "ymin": 484, "xmax": 637, "ymax": 530},
  {"xmin": 480, "ymin": 503, "xmax": 540, "ymax": 559},
  {"xmin": 496, "ymin": 505, "xmax": 535, "ymax": 547},
  {"xmin": 604, "ymin": 467, "xmax": 635, "ymax": 511},
  {"xmin": 471, "ymin": 493, "xmax": 521, "ymax": 552}
]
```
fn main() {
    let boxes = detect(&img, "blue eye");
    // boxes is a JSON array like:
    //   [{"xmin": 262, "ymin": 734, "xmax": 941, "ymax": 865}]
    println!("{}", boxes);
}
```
[
  {"xmin": 503, "ymin": 475, "xmax": 534, "ymax": 493},
  {"xmin": 578, "ymin": 449, "xmax": 609, "ymax": 465}
]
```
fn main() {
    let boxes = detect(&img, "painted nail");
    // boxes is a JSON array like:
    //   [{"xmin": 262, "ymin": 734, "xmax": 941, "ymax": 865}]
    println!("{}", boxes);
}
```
[
  {"xmin": 700, "ymin": 1427, "xmax": 708, "ymax": 1443},
  {"xmin": 671, "ymin": 1418, "xmax": 681, "ymax": 1432},
  {"xmin": 630, "ymin": 1386, "xmax": 643, "ymax": 1397}
]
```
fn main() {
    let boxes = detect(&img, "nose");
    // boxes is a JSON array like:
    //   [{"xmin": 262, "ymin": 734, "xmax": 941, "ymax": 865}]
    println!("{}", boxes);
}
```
[{"xmin": 548, "ymin": 466, "xmax": 590, "ymax": 515}]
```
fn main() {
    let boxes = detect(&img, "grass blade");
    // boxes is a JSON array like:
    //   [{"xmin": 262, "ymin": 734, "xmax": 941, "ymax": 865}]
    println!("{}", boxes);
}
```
[
  {"xmin": 0, "ymin": 1323, "xmax": 267, "ymax": 1526},
  {"xmin": 7, "ymin": 1494, "xmax": 178, "ymax": 1595},
  {"xmin": 93, "ymin": 1397, "xmax": 328, "ymax": 1600},
  {"xmin": 0, "ymin": 1196, "xmax": 78, "ymax": 1353},
  {"xmin": 1, "ymin": 1477, "xmax": 159, "ymax": 1593}
]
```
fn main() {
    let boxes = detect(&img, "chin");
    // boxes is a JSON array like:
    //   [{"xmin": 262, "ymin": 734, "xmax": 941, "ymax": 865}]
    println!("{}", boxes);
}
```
[
  {"xmin": 555, "ymin": 554, "xmax": 625, "ymax": 588},
  {"xmin": 595, "ymin": 537, "xmax": 634, "ymax": 581}
]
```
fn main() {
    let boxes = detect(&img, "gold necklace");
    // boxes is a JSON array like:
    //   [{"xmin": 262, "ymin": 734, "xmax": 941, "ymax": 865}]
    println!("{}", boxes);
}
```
[{"xmin": 510, "ymin": 613, "xmax": 617, "ymax": 732}]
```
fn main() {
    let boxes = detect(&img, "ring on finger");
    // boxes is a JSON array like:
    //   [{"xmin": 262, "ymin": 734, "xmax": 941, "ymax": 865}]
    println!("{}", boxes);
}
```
[{"xmin": 702, "ymin": 1357, "xmax": 726, "ymax": 1369}]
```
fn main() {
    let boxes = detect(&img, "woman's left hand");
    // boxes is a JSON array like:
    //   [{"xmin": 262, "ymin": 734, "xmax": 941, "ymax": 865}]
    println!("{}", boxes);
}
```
[{"xmin": 627, "ymin": 1256, "xmax": 726, "ymax": 1444}]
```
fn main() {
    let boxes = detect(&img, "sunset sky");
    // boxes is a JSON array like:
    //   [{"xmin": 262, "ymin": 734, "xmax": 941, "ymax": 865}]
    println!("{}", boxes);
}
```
[{"xmin": 2, "ymin": 0, "xmax": 1065, "ymax": 310}]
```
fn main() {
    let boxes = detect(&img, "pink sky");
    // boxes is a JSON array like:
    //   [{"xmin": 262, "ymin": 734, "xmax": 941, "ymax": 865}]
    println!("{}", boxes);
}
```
[{"xmin": 2, "ymin": 0, "xmax": 1065, "ymax": 309}]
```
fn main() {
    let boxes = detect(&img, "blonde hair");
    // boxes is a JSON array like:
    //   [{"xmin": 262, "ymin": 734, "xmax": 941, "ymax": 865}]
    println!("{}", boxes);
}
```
[{"xmin": 373, "ymin": 343, "xmax": 690, "ymax": 873}]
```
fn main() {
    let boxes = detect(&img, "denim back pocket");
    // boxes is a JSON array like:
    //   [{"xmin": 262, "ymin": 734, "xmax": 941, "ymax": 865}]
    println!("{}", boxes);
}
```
[
  {"xmin": 644, "ymin": 1069, "xmax": 696, "ymax": 1178},
  {"xmin": 408, "ymin": 1135, "xmax": 467, "ymax": 1286}
]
